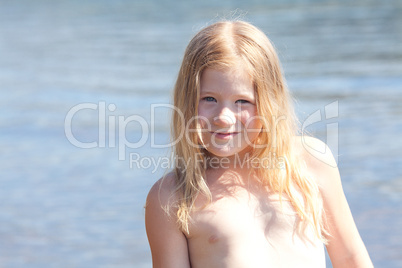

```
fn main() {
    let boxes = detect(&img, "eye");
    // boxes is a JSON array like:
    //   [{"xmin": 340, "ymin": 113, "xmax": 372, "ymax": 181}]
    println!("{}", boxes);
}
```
[
  {"xmin": 203, "ymin": 96, "xmax": 216, "ymax": 102},
  {"xmin": 235, "ymin": 99, "xmax": 250, "ymax": 104}
]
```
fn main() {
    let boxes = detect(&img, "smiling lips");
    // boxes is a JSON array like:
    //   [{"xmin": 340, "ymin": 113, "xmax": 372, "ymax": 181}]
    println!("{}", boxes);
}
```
[{"xmin": 211, "ymin": 131, "xmax": 239, "ymax": 139}]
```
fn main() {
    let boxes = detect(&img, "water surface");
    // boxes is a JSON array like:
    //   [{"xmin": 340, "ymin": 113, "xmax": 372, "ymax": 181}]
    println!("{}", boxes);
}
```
[{"xmin": 0, "ymin": 0, "xmax": 401, "ymax": 267}]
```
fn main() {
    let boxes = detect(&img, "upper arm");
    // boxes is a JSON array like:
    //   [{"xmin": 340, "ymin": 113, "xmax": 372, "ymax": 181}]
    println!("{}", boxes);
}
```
[
  {"xmin": 145, "ymin": 177, "xmax": 191, "ymax": 268},
  {"xmin": 301, "ymin": 137, "xmax": 373, "ymax": 268}
]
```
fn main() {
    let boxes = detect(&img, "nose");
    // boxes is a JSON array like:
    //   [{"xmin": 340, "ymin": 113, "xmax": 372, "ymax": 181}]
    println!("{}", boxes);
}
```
[{"xmin": 214, "ymin": 106, "xmax": 236, "ymax": 127}]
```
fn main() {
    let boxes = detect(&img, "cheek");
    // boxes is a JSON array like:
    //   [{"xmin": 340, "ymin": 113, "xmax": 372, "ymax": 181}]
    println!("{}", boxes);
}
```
[
  {"xmin": 197, "ymin": 112, "xmax": 210, "ymax": 132},
  {"xmin": 241, "ymin": 109, "xmax": 263, "ymax": 141},
  {"xmin": 197, "ymin": 105, "xmax": 207, "ymax": 127},
  {"xmin": 198, "ymin": 103, "xmax": 215, "ymax": 129},
  {"xmin": 240, "ymin": 109, "xmax": 260, "ymax": 127},
  {"xmin": 197, "ymin": 102, "xmax": 211, "ymax": 118},
  {"xmin": 197, "ymin": 103, "xmax": 203, "ymax": 116},
  {"xmin": 239, "ymin": 110, "xmax": 250, "ymax": 123},
  {"xmin": 246, "ymin": 120, "xmax": 262, "ymax": 135}
]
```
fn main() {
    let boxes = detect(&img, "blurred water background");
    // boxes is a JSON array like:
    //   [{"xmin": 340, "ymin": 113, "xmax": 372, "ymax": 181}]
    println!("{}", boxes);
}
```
[{"xmin": 0, "ymin": 0, "xmax": 401, "ymax": 267}]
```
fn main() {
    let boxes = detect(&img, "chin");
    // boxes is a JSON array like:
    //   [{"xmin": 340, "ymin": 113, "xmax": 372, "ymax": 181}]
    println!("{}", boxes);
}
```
[{"xmin": 205, "ymin": 146, "xmax": 249, "ymax": 158}]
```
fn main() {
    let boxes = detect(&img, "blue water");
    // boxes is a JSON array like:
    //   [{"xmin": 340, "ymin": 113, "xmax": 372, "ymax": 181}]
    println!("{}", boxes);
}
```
[{"xmin": 1, "ymin": 0, "xmax": 401, "ymax": 267}]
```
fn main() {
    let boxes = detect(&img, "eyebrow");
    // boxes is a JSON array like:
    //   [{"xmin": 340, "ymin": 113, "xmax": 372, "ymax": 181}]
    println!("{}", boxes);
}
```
[
  {"xmin": 200, "ymin": 88, "xmax": 254, "ymax": 95},
  {"xmin": 199, "ymin": 92, "xmax": 255, "ymax": 101},
  {"xmin": 199, "ymin": 90, "xmax": 216, "ymax": 95}
]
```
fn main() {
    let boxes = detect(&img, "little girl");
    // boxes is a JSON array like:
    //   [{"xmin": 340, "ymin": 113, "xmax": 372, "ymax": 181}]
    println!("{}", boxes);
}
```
[{"xmin": 145, "ymin": 20, "xmax": 373, "ymax": 268}]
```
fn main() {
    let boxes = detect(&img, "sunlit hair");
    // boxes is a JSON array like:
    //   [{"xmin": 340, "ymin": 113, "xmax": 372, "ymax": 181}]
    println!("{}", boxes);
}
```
[{"xmin": 168, "ymin": 20, "xmax": 328, "ymax": 243}]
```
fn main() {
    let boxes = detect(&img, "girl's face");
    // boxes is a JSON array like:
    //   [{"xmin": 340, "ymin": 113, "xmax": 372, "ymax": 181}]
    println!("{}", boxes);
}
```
[{"xmin": 197, "ymin": 67, "xmax": 262, "ymax": 158}]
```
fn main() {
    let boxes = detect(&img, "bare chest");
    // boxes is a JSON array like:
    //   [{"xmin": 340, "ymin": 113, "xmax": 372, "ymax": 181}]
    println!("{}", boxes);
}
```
[
  {"xmin": 188, "ymin": 189, "xmax": 298, "ymax": 245},
  {"xmin": 186, "ymin": 188, "xmax": 325, "ymax": 268}
]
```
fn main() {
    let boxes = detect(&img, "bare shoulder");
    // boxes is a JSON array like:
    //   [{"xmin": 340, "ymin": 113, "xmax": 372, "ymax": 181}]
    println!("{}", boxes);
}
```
[
  {"xmin": 145, "ymin": 171, "xmax": 178, "ymax": 233},
  {"xmin": 293, "ymin": 135, "xmax": 340, "ymax": 190},
  {"xmin": 145, "ymin": 171, "xmax": 177, "ymax": 210},
  {"xmin": 293, "ymin": 137, "xmax": 373, "ymax": 267},
  {"xmin": 145, "ymin": 172, "xmax": 191, "ymax": 267}
]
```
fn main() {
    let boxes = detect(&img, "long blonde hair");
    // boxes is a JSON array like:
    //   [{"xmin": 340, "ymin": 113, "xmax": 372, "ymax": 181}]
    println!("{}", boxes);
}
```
[{"xmin": 170, "ymin": 20, "xmax": 327, "ymax": 242}]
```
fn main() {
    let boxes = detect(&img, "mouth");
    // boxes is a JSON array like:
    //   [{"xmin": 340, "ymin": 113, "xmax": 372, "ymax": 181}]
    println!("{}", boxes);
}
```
[{"xmin": 211, "ymin": 131, "xmax": 239, "ymax": 139}]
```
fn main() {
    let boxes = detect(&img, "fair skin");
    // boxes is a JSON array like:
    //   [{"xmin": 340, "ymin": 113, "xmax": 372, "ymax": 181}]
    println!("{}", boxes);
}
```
[{"xmin": 145, "ymin": 67, "xmax": 373, "ymax": 268}]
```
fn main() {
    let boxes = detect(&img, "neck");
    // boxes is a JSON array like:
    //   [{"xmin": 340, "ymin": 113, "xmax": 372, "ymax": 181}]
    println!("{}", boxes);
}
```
[
  {"xmin": 204, "ymin": 153, "xmax": 263, "ymax": 188},
  {"xmin": 205, "ymin": 151, "xmax": 255, "ymax": 172}
]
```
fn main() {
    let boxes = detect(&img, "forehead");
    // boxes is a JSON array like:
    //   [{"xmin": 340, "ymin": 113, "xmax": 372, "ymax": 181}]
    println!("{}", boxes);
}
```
[{"xmin": 200, "ymin": 67, "xmax": 255, "ymax": 97}]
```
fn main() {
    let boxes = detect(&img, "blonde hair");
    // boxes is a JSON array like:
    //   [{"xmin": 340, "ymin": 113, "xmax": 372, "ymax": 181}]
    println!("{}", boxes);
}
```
[{"xmin": 170, "ymin": 20, "xmax": 327, "ymax": 242}]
